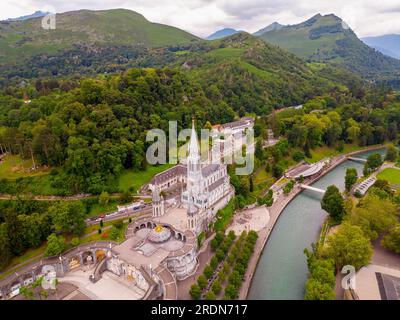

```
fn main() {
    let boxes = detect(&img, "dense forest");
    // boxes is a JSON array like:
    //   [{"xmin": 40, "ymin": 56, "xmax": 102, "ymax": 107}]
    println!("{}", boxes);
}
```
[{"xmin": 0, "ymin": 68, "xmax": 239, "ymax": 195}]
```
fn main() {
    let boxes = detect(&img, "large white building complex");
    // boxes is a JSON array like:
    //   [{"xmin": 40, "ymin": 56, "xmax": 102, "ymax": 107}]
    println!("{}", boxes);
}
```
[{"xmin": 0, "ymin": 117, "xmax": 254, "ymax": 300}]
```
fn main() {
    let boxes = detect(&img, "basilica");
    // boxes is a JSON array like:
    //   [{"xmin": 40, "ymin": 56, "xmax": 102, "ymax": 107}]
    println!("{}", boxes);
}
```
[{"xmin": 149, "ymin": 120, "xmax": 237, "ymax": 235}]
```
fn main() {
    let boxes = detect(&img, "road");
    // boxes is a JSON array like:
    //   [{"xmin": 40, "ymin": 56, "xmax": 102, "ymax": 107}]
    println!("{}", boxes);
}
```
[{"xmin": 85, "ymin": 204, "xmax": 152, "ymax": 225}]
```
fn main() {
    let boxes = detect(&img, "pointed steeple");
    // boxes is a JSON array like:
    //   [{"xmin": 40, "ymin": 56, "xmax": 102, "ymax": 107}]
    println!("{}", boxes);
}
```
[{"xmin": 188, "ymin": 119, "xmax": 200, "ymax": 158}]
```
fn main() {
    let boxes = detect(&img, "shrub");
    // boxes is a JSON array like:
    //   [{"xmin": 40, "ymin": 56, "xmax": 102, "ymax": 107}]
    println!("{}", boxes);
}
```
[
  {"xmin": 210, "ymin": 256, "xmax": 219, "ymax": 270},
  {"xmin": 292, "ymin": 151, "xmax": 305, "ymax": 162},
  {"xmin": 204, "ymin": 290, "xmax": 216, "ymax": 300},
  {"xmin": 203, "ymin": 265, "xmax": 214, "ymax": 279},
  {"xmin": 212, "ymin": 280, "xmax": 222, "ymax": 295},
  {"xmin": 197, "ymin": 275, "xmax": 207, "ymax": 289},
  {"xmin": 113, "ymin": 221, "xmax": 123, "ymax": 229},
  {"xmin": 71, "ymin": 237, "xmax": 80, "ymax": 247},
  {"xmin": 189, "ymin": 284, "xmax": 201, "ymax": 300}
]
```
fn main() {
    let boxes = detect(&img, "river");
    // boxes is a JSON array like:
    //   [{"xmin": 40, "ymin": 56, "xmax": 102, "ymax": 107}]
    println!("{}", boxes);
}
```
[{"xmin": 248, "ymin": 148, "xmax": 386, "ymax": 300}]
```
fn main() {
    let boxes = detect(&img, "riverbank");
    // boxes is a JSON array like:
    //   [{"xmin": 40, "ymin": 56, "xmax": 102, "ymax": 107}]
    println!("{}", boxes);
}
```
[{"xmin": 239, "ymin": 144, "xmax": 386, "ymax": 300}]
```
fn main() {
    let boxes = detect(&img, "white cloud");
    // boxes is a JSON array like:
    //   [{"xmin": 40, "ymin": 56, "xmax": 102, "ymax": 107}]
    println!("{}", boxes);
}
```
[{"xmin": 0, "ymin": 0, "xmax": 399, "ymax": 38}]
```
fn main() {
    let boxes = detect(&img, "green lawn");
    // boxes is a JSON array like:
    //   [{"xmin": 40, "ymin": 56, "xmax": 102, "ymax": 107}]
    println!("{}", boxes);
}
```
[
  {"xmin": 87, "ymin": 201, "xmax": 119, "ymax": 218},
  {"xmin": 0, "ymin": 244, "xmax": 47, "ymax": 279},
  {"xmin": 118, "ymin": 163, "xmax": 173, "ymax": 193},
  {"xmin": 377, "ymin": 168, "xmax": 400, "ymax": 186},
  {"xmin": 308, "ymin": 144, "xmax": 380, "ymax": 163},
  {"xmin": 0, "ymin": 154, "xmax": 50, "ymax": 179},
  {"xmin": 214, "ymin": 199, "xmax": 236, "ymax": 232},
  {"xmin": 252, "ymin": 167, "xmax": 276, "ymax": 198}
]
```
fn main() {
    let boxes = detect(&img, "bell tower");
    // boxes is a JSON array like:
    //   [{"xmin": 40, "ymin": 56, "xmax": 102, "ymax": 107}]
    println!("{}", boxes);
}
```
[
  {"xmin": 152, "ymin": 186, "xmax": 164, "ymax": 217},
  {"xmin": 187, "ymin": 120, "xmax": 202, "ymax": 201}
]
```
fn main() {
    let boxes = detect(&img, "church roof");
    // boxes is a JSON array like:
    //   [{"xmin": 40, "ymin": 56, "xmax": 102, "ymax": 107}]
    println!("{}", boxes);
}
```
[{"xmin": 201, "ymin": 164, "xmax": 220, "ymax": 177}]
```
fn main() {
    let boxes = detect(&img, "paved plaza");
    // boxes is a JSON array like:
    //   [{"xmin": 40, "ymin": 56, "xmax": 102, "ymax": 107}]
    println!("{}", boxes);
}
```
[
  {"xmin": 60, "ymin": 270, "xmax": 145, "ymax": 300},
  {"xmin": 226, "ymin": 206, "xmax": 270, "ymax": 235}
]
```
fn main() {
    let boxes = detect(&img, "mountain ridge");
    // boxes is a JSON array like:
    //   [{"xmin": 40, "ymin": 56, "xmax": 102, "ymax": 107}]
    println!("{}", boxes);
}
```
[
  {"xmin": 253, "ymin": 22, "xmax": 284, "ymax": 36},
  {"xmin": 0, "ymin": 8, "xmax": 200, "ymax": 66},
  {"xmin": 5, "ymin": 10, "xmax": 49, "ymax": 21},
  {"xmin": 206, "ymin": 28, "xmax": 242, "ymax": 40},
  {"xmin": 255, "ymin": 13, "xmax": 400, "ymax": 84},
  {"xmin": 361, "ymin": 34, "xmax": 400, "ymax": 59}
]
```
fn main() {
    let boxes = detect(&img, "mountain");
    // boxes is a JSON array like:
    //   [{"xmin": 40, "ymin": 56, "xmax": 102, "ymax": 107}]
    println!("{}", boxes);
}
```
[
  {"xmin": 253, "ymin": 22, "xmax": 284, "ymax": 36},
  {"xmin": 0, "ymin": 8, "xmax": 199, "ymax": 68},
  {"xmin": 5, "ymin": 10, "xmax": 49, "ymax": 21},
  {"xmin": 362, "ymin": 34, "xmax": 400, "ymax": 59},
  {"xmin": 171, "ymin": 33, "xmax": 362, "ymax": 114},
  {"xmin": 256, "ymin": 14, "xmax": 400, "ymax": 85},
  {"xmin": 206, "ymin": 28, "xmax": 241, "ymax": 40}
]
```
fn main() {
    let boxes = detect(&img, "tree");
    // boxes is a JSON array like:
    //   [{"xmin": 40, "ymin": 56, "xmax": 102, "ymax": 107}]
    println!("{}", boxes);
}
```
[
  {"xmin": 189, "ymin": 284, "xmax": 201, "ymax": 300},
  {"xmin": 197, "ymin": 274, "xmax": 208, "ymax": 289},
  {"xmin": 224, "ymin": 284, "xmax": 238, "ymax": 299},
  {"xmin": 344, "ymin": 168, "xmax": 358, "ymax": 192},
  {"xmin": 382, "ymin": 224, "xmax": 400, "ymax": 254},
  {"xmin": 363, "ymin": 153, "xmax": 383, "ymax": 176},
  {"xmin": 4, "ymin": 209, "xmax": 25, "ymax": 255},
  {"xmin": 321, "ymin": 185, "xmax": 345, "ymax": 222},
  {"xmin": 309, "ymin": 259, "xmax": 335, "ymax": 288},
  {"xmin": 258, "ymin": 189, "xmax": 273, "ymax": 207},
  {"xmin": 109, "ymin": 227, "xmax": 120, "ymax": 241},
  {"xmin": 203, "ymin": 265, "xmax": 214, "ymax": 279},
  {"xmin": 292, "ymin": 150, "xmax": 305, "ymax": 162},
  {"xmin": 51, "ymin": 201, "xmax": 86, "ymax": 236},
  {"xmin": 350, "ymin": 194, "xmax": 398, "ymax": 240},
  {"xmin": 255, "ymin": 140, "xmax": 263, "ymax": 160},
  {"xmin": 45, "ymin": 233, "xmax": 65, "ymax": 257},
  {"xmin": 20, "ymin": 285, "xmax": 35, "ymax": 300},
  {"xmin": 272, "ymin": 163, "xmax": 284, "ymax": 178},
  {"xmin": 204, "ymin": 290, "xmax": 216, "ymax": 300},
  {"xmin": 385, "ymin": 144, "xmax": 399, "ymax": 162},
  {"xmin": 210, "ymin": 256, "xmax": 219, "ymax": 270},
  {"xmin": 212, "ymin": 279, "xmax": 222, "ymax": 295},
  {"xmin": 304, "ymin": 279, "xmax": 335, "ymax": 300},
  {"xmin": 249, "ymin": 176, "xmax": 254, "ymax": 193},
  {"xmin": 0, "ymin": 224, "xmax": 11, "ymax": 269},
  {"xmin": 283, "ymin": 180, "xmax": 295, "ymax": 195},
  {"xmin": 98, "ymin": 191, "xmax": 110, "ymax": 206},
  {"xmin": 326, "ymin": 223, "xmax": 373, "ymax": 270},
  {"xmin": 118, "ymin": 192, "xmax": 131, "ymax": 204}
]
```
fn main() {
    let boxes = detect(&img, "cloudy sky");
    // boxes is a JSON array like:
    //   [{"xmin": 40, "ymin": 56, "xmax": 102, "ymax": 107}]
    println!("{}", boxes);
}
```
[{"xmin": 1, "ymin": 0, "xmax": 399, "ymax": 38}]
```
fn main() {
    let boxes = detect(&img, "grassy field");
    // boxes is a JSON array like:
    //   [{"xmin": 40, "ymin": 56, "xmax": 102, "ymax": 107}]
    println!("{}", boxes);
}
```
[
  {"xmin": 0, "ymin": 244, "xmax": 47, "ymax": 279},
  {"xmin": 118, "ymin": 163, "xmax": 173, "ymax": 193},
  {"xmin": 214, "ymin": 199, "xmax": 236, "ymax": 232},
  {"xmin": 252, "ymin": 167, "xmax": 276, "ymax": 198},
  {"xmin": 0, "ymin": 154, "xmax": 50, "ymax": 179},
  {"xmin": 308, "ymin": 144, "xmax": 377, "ymax": 163},
  {"xmin": 86, "ymin": 201, "xmax": 119, "ymax": 218},
  {"xmin": 377, "ymin": 168, "xmax": 400, "ymax": 186}
]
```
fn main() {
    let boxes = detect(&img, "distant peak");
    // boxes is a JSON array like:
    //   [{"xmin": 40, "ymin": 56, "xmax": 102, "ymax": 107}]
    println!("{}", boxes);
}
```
[
  {"xmin": 206, "ymin": 28, "xmax": 242, "ymax": 40},
  {"xmin": 253, "ymin": 22, "xmax": 284, "ymax": 36}
]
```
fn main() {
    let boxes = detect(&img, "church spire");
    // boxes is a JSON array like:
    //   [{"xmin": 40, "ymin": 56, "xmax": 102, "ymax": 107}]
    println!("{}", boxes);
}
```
[{"xmin": 188, "ymin": 118, "xmax": 200, "ymax": 159}]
